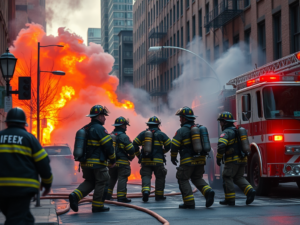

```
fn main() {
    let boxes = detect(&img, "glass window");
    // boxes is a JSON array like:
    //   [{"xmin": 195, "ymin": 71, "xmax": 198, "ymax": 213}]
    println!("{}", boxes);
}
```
[
  {"xmin": 205, "ymin": 3, "xmax": 209, "ymax": 33},
  {"xmin": 186, "ymin": 21, "xmax": 190, "ymax": 44},
  {"xmin": 263, "ymin": 86, "xmax": 300, "ymax": 119},
  {"xmin": 170, "ymin": 10, "xmax": 172, "ymax": 26},
  {"xmin": 186, "ymin": 0, "xmax": 189, "ymax": 8},
  {"xmin": 173, "ymin": 5, "xmax": 175, "ymax": 23},
  {"xmin": 258, "ymin": 22, "xmax": 266, "ymax": 66},
  {"xmin": 177, "ymin": 1, "xmax": 179, "ymax": 19},
  {"xmin": 192, "ymin": 16, "xmax": 195, "ymax": 39},
  {"xmin": 273, "ymin": 14, "xmax": 282, "ymax": 60},
  {"xmin": 44, "ymin": 146, "xmax": 71, "ymax": 155},
  {"xmin": 256, "ymin": 91, "xmax": 263, "ymax": 118},
  {"xmin": 291, "ymin": 4, "xmax": 300, "ymax": 52},
  {"xmin": 181, "ymin": 0, "xmax": 183, "ymax": 15},
  {"xmin": 181, "ymin": 27, "xmax": 183, "ymax": 47},
  {"xmin": 199, "ymin": 9, "xmax": 202, "ymax": 38},
  {"xmin": 242, "ymin": 94, "xmax": 251, "ymax": 121}
]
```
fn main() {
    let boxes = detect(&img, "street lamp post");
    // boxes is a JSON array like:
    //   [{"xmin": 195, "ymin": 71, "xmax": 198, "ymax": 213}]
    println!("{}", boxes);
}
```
[
  {"xmin": 0, "ymin": 49, "xmax": 18, "ymax": 96},
  {"xmin": 148, "ymin": 46, "xmax": 221, "ymax": 88},
  {"xmin": 37, "ymin": 42, "xmax": 64, "ymax": 144},
  {"xmin": 36, "ymin": 43, "xmax": 64, "ymax": 208}
]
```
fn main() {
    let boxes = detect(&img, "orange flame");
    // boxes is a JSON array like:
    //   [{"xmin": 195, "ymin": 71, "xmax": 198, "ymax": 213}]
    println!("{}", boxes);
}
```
[
  {"xmin": 128, "ymin": 171, "xmax": 140, "ymax": 180},
  {"xmin": 10, "ymin": 24, "xmax": 135, "ymax": 145}
]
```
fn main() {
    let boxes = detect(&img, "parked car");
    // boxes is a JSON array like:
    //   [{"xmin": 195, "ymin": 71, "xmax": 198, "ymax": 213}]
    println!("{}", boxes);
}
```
[{"xmin": 43, "ymin": 144, "xmax": 77, "ymax": 185}]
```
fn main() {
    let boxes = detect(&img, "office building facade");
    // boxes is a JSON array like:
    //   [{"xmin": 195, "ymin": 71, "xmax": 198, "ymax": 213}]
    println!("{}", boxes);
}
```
[
  {"xmin": 118, "ymin": 30, "xmax": 133, "ymax": 90},
  {"xmin": 87, "ymin": 28, "xmax": 101, "ymax": 46}
]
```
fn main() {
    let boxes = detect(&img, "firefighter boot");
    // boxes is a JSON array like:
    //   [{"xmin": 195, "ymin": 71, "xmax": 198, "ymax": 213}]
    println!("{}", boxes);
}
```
[
  {"xmin": 69, "ymin": 193, "xmax": 79, "ymax": 212},
  {"xmin": 92, "ymin": 206, "xmax": 110, "ymax": 213},
  {"xmin": 179, "ymin": 204, "xmax": 195, "ymax": 209},
  {"xmin": 246, "ymin": 189, "xmax": 256, "ymax": 205},
  {"xmin": 205, "ymin": 189, "xmax": 215, "ymax": 208},
  {"xmin": 142, "ymin": 191, "xmax": 150, "ymax": 202},
  {"xmin": 118, "ymin": 197, "xmax": 132, "ymax": 203},
  {"xmin": 155, "ymin": 196, "xmax": 167, "ymax": 201},
  {"xmin": 219, "ymin": 199, "xmax": 235, "ymax": 206}
]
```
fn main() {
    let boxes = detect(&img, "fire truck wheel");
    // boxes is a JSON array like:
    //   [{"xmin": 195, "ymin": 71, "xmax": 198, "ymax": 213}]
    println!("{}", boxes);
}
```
[
  {"xmin": 206, "ymin": 154, "xmax": 222, "ymax": 189},
  {"xmin": 250, "ymin": 153, "xmax": 269, "ymax": 196}
]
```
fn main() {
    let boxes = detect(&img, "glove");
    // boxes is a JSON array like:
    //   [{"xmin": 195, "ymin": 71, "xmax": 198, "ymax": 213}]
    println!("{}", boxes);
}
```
[
  {"xmin": 171, "ymin": 158, "xmax": 178, "ymax": 166},
  {"xmin": 216, "ymin": 158, "xmax": 222, "ymax": 166}
]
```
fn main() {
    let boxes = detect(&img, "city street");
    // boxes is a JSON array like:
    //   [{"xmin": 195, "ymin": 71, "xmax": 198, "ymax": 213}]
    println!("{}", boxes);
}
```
[{"xmin": 53, "ymin": 177, "xmax": 300, "ymax": 225}]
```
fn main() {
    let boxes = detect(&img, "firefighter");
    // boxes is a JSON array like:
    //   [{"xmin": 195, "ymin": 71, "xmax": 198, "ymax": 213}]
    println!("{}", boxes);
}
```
[
  {"xmin": 106, "ymin": 117, "xmax": 135, "ymax": 203},
  {"xmin": 171, "ymin": 106, "xmax": 215, "ymax": 209},
  {"xmin": 0, "ymin": 107, "xmax": 53, "ymax": 225},
  {"xmin": 216, "ymin": 112, "xmax": 256, "ymax": 206},
  {"xmin": 69, "ymin": 105, "xmax": 116, "ymax": 213},
  {"xmin": 133, "ymin": 116, "xmax": 171, "ymax": 202}
]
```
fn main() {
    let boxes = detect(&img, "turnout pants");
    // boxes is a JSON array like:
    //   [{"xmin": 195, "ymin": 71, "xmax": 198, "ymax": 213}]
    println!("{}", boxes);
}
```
[
  {"xmin": 73, "ymin": 167, "xmax": 109, "ymax": 209},
  {"xmin": 140, "ymin": 165, "xmax": 167, "ymax": 197},
  {"xmin": 108, "ymin": 165, "xmax": 131, "ymax": 199},
  {"xmin": 0, "ymin": 195, "xmax": 34, "ymax": 225},
  {"xmin": 222, "ymin": 163, "xmax": 253, "ymax": 201},
  {"xmin": 176, "ymin": 164, "xmax": 212, "ymax": 206}
]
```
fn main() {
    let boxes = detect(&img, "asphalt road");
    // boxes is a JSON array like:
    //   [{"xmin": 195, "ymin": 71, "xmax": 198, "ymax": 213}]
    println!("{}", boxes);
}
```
[{"xmin": 54, "ymin": 178, "xmax": 300, "ymax": 225}]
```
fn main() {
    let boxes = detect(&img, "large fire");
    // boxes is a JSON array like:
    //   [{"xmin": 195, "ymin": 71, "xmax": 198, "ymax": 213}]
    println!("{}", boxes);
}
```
[{"xmin": 10, "ymin": 23, "xmax": 134, "ymax": 145}]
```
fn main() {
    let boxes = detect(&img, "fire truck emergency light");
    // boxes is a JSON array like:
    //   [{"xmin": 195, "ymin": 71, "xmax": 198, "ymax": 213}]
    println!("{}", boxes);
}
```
[
  {"xmin": 246, "ymin": 74, "xmax": 300, "ymax": 87},
  {"xmin": 297, "ymin": 52, "xmax": 300, "ymax": 60},
  {"xmin": 260, "ymin": 75, "xmax": 280, "ymax": 82},
  {"xmin": 268, "ymin": 135, "xmax": 284, "ymax": 141}
]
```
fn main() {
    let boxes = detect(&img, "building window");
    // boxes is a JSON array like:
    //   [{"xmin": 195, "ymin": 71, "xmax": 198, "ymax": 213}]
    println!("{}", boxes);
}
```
[
  {"xmin": 186, "ymin": 21, "xmax": 190, "ymax": 44},
  {"xmin": 174, "ymin": 66, "xmax": 176, "ymax": 81},
  {"xmin": 214, "ymin": 45, "xmax": 219, "ymax": 60},
  {"xmin": 186, "ymin": 0, "xmax": 189, "ymax": 8},
  {"xmin": 291, "ymin": 3, "xmax": 300, "ymax": 52},
  {"xmin": 214, "ymin": 0, "xmax": 218, "ymax": 17},
  {"xmin": 244, "ymin": 0, "xmax": 250, "ymax": 8},
  {"xmin": 245, "ymin": 29, "xmax": 251, "ymax": 63},
  {"xmin": 173, "ymin": 5, "xmax": 176, "ymax": 23},
  {"xmin": 181, "ymin": 0, "xmax": 183, "ymax": 15},
  {"xmin": 177, "ymin": 64, "xmax": 180, "ymax": 77},
  {"xmin": 167, "ymin": 13, "xmax": 169, "ymax": 30},
  {"xmin": 156, "ymin": 1, "xmax": 158, "ymax": 15},
  {"xmin": 170, "ymin": 37, "xmax": 172, "ymax": 55},
  {"xmin": 177, "ymin": 1, "xmax": 179, "ymax": 20},
  {"xmin": 181, "ymin": 27, "xmax": 183, "ymax": 47},
  {"xmin": 170, "ymin": 10, "xmax": 172, "ymax": 26},
  {"xmin": 199, "ymin": 9, "xmax": 202, "ymax": 38},
  {"xmin": 258, "ymin": 21, "xmax": 266, "ymax": 66},
  {"xmin": 174, "ymin": 34, "xmax": 176, "ymax": 53},
  {"xmin": 167, "ymin": 70, "xmax": 169, "ymax": 90},
  {"xmin": 223, "ymin": 39, "xmax": 229, "ymax": 53},
  {"xmin": 177, "ymin": 30, "xmax": 179, "ymax": 47},
  {"xmin": 192, "ymin": 15, "xmax": 196, "ymax": 39},
  {"xmin": 205, "ymin": 3, "xmax": 209, "ymax": 33},
  {"xmin": 273, "ymin": 13, "xmax": 282, "ymax": 60},
  {"xmin": 233, "ymin": 34, "xmax": 239, "ymax": 45},
  {"xmin": 170, "ymin": 68, "xmax": 173, "ymax": 88}
]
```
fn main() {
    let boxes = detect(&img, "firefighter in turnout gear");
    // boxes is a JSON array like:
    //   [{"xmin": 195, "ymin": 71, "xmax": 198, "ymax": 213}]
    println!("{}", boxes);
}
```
[
  {"xmin": 0, "ymin": 108, "xmax": 53, "ymax": 225},
  {"xmin": 171, "ymin": 107, "xmax": 215, "ymax": 209},
  {"xmin": 133, "ymin": 116, "xmax": 171, "ymax": 202},
  {"xmin": 106, "ymin": 117, "xmax": 135, "ymax": 203},
  {"xmin": 217, "ymin": 112, "xmax": 256, "ymax": 206},
  {"xmin": 69, "ymin": 105, "xmax": 116, "ymax": 213}
]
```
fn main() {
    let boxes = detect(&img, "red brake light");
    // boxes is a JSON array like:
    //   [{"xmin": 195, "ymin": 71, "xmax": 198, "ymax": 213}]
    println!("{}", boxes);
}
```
[
  {"xmin": 274, "ymin": 135, "xmax": 283, "ymax": 141},
  {"xmin": 260, "ymin": 75, "xmax": 280, "ymax": 82},
  {"xmin": 247, "ymin": 79, "xmax": 256, "ymax": 87}
]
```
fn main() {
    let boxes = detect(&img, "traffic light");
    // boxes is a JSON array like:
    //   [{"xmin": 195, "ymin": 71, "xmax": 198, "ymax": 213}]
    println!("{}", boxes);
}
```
[{"xmin": 18, "ymin": 77, "xmax": 31, "ymax": 100}]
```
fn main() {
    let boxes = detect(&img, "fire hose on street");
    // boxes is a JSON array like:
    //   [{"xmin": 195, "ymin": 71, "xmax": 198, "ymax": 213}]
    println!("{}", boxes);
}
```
[{"xmin": 42, "ymin": 183, "xmax": 198, "ymax": 225}]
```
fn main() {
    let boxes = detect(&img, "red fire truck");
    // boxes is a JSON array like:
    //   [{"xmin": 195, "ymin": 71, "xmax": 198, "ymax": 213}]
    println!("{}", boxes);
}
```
[{"xmin": 199, "ymin": 52, "xmax": 300, "ymax": 195}]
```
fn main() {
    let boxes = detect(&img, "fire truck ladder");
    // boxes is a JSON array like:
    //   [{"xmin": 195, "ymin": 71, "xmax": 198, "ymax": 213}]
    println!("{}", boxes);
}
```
[{"xmin": 227, "ymin": 52, "xmax": 300, "ymax": 88}]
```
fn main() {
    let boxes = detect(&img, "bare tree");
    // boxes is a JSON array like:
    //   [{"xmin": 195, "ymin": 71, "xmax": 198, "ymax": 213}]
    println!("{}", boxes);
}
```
[{"xmin": 12, "ymin": 53, "xmax": 62, "ymax": 132}]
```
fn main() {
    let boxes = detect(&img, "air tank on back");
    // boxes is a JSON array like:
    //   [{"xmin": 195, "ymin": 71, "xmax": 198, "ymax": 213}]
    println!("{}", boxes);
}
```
[
  {"xmin": 110, "ymin": 133, "xmax": 117, "ymax": 151},
  {"xmin": 144, "ymin": 130, "xmax": 153, "ymax": 155},
  {"xmin": 191, "ymin": 126, "xmax": 203, "ymax": 154},
  {"xmin": 238, "ymin": 126, "xmax": 250, "ymax": 155},
  {"xmin": 74, "ymin": 129, "xmax": 86, "ymax": 161},
  {"xmin": 199, "ymin": 126, "xmax": 211, "ymax": 153}
]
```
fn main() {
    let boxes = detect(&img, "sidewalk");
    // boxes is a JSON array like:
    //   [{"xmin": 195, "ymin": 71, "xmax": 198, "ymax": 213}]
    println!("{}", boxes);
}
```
[{"xmin": 0, "ymin": 199, "xmax": 58, "ymax": 225}]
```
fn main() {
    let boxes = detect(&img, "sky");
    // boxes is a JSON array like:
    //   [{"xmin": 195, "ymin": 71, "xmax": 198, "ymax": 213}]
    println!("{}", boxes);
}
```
[{"xmin": 46, "ymin": 0, "xmax": 101, "ymax": 45}]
